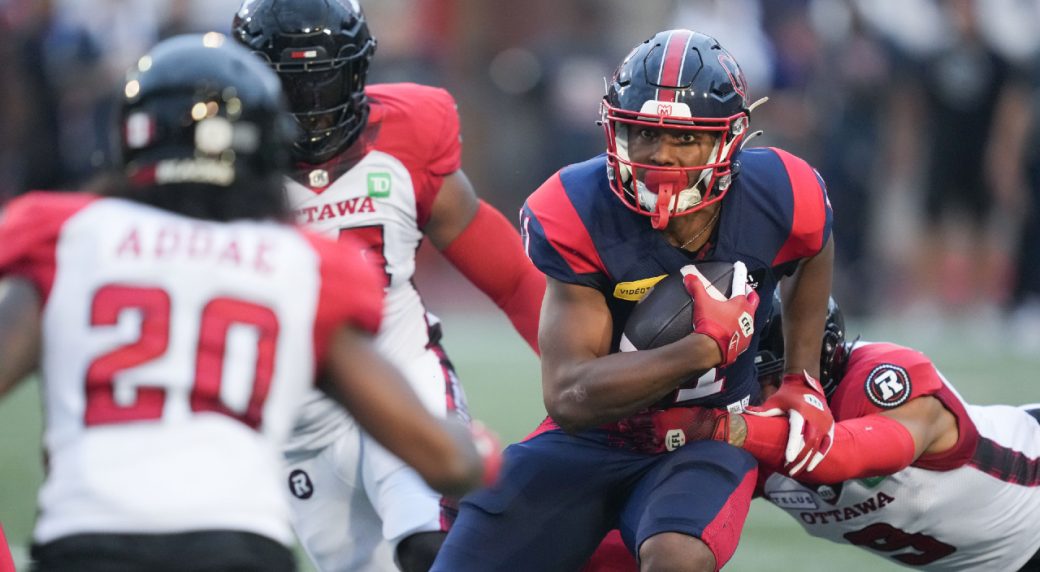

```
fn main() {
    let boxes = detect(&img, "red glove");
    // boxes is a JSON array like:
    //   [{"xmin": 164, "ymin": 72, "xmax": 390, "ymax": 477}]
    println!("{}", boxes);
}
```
[
  {"xmin": 612, "ymin": 406, "xmax": 730, "ymax": 454},
  {"xmin": 681, "ymin": 261, "xmax": 759, "ymax": 366},
  {"xmin": 470, "ymin": 420, "xmax": 503, "ymax": 487},
  {"xmin": 745, "ymin": 371, "xmax": 834, "ymax": 475}
]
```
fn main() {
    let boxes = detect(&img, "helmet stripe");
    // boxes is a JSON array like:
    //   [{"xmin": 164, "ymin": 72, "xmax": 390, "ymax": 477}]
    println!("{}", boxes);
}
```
[{"xmin": 658, "ymin": 29, "xmax": 693, "ymax": 103}]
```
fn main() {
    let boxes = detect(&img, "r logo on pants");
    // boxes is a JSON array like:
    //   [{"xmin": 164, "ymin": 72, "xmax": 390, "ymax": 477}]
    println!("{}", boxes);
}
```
[{"xmin": 289, "ymin": 469, "xmax": 314, "ymax": 499}]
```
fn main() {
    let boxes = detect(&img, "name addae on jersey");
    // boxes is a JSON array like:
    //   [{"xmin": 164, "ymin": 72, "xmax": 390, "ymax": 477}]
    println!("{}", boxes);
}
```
[{"xmin": 0, "ymin": 191, "xmax": 383, "ymax": 545}]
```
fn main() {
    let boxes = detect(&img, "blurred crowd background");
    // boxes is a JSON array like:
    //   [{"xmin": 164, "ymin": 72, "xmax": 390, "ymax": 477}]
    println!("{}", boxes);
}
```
[{"xmin": 1, "ymin": 0, "xmax": 1040, "ymax": 351}]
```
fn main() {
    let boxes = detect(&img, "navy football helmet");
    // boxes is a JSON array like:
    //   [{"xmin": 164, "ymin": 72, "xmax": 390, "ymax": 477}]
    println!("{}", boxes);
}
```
[
  {"xmin": 119, "ymin": 33, "xmax": 292, "ymax": 188},
  {"xmin": 602, "ymin": 30, "xmax": 751, "ymax": 229},
  {"xmin": 755, "ymin": 297, "xmax": 847, "ymax": 399},
  {"xmin": 232, "ymin": 0, "xmax": 376, "ymax": 164}
]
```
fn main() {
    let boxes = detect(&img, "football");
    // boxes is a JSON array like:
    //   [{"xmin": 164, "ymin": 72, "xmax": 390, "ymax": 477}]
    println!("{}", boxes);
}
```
[{"xmin": 619, "ymin": 260, "xmax": 737, "ymax": 352}]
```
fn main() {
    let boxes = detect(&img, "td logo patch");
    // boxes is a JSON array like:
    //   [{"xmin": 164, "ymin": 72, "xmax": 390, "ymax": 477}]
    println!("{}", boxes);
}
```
[
  {"xmin": 864, "ymin": 364, "xmax": 911, "ymax": 408},
  {"xmin": 367, "ymin": 172, "xmax": 392, "ymax": 198},
  {"xmin": 288, "ymin": 469, "xmax": 314, "ymax": 500}
]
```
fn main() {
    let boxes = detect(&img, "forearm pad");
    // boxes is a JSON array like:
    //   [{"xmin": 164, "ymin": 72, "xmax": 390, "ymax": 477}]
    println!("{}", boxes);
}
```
[
  {"xmin": 441, "ymin": 201, "xmax": 544, "ymax": 354},
  {"xmin": 739, "ymin": 413, "xmax": 916, "ymax": 483}
]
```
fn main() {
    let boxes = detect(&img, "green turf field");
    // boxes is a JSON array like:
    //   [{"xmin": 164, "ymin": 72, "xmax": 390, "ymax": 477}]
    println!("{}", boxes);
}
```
[{"xmin": 1, "ymin": 310, "xmax": 1036, "ymax": 571}]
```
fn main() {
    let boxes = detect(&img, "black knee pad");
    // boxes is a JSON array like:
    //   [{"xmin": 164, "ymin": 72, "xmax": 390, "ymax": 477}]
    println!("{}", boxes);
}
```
[{"xmin": 396, "ymin": 531, "xmax": 447, "ymax": 572}]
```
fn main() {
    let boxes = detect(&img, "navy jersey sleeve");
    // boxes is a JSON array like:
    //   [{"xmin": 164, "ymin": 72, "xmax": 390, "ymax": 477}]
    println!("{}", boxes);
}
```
[{"xmin": 520, "ymin": 171, "xmax": 610, "ymax": 291}]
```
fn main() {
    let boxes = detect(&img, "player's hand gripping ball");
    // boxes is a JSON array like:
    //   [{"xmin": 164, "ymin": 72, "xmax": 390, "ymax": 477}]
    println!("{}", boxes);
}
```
[
  {"xmin": 619, "ymin": 261, "xmax": 758, "ymax": 407},
  {"xmin": 620, "ymin": 260, "xmax": 758, "ymax": 366}
]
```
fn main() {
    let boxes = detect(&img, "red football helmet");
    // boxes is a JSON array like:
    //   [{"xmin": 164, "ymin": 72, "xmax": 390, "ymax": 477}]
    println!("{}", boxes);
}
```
[{"xmin": 602, "ymin": 30, "xmax": 751, "ymax": 229}]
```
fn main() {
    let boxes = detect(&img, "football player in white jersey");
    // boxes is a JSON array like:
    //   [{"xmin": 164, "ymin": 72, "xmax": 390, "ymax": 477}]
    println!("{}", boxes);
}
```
[
  {"xmin": 232, "ymin": 1, "xmax": 549, "ymax": 572},
  {"xmin": 0, "ymin": 34, "xmax": 496, "ymax": 572},
  {"xmin": 617, "ymin": 299, "xmax": 1040, "ymax": 571},
  {"xmin": 231, "ymin": 2, "xmax": 545, "ymax": 571}
]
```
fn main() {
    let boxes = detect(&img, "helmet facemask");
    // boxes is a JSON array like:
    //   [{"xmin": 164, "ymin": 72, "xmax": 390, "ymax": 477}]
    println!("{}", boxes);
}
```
[
  {"xmin": 261, "ymin": 40, "xmax": 375, "ymax": 164},
  {"xmin": 603, "ymin": 99, "xmax": 749, "ymax": 229}
]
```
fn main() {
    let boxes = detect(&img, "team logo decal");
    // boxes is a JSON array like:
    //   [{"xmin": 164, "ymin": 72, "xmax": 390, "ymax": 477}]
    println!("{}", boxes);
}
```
[
  {"xmin": 864, "ymin": 364, "xmax": 912, "ymax": 409},
  {"xmin": 367, "ymin": 172, "xmax": 392, "ymax": 198},
  {"xmin": 309, "ymin": 169, "xmax": 329, "ymax": 188},
  {"xmin": 288, "ymin": 469, "xmax": 314, "ymax": 500},
  {"xmin": 717, "ymin": 53, "xmax": 748, "ymax": 100}
]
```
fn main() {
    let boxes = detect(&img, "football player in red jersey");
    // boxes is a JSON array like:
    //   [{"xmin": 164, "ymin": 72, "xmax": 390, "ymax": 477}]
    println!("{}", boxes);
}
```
[
  {"xmin": 231, "ymin": 1, "xmax": 543, "ymax": 570},
  {"xmin": 0, "ymin": 34, "xmax": 494, "ymax": 572},
  {"xmin": 626, "ymin": 299, "xmax": 1040, "ymax": 571},
  {"xmin": 434, "ymin": 29, "xmax": 835, "ymax": 571}
]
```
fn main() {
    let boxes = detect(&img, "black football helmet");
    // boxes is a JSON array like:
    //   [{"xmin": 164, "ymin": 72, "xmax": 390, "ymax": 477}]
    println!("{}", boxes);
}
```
[
  {"xmin": 119, "ymin": 33, "xmax": 292, "ymax": 189},
  {"xmin": 232, "ymin": 0, "xmax": 376, "ymax": 164},
  {"xmin": 755, "ymin": 297, "xmax": 847, "ymax": 399},
  {"xmin": 603, "ymin": 30, "xmax": 751, "ymax": 229}
]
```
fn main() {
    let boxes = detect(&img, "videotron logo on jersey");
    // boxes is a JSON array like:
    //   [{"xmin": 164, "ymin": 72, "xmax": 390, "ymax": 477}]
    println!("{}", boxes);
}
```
[
  {"xmin": 864, "ymin": 364, "xmax": 912, "ymax": 409},
  {"xmin": 613, "ymin": 274, "xmax": 667, "ymax": 301},
  {"xmin": 367, "ymin": 172, "xmax": 392, "ymax": 198}
]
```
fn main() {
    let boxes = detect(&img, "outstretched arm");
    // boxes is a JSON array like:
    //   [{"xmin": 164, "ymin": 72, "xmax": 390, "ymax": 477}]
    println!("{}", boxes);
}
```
[
  {"xmin": 323, "ymin": 325, "xmax": 494, "ymax": 497},
  {"xmin": 735, "ymin": 394, "xmax": 955, "ymax": 483},
  {"xmin": 425, "ymin": 170, "xmax": 544, "ymax": 353},
  {"xmin": 639, "ymin": 394, "xmax": 957, "ymax": 484},
  {"xmin": 0, "ymin": 277, "xmax": 41, "ymax": 398}
]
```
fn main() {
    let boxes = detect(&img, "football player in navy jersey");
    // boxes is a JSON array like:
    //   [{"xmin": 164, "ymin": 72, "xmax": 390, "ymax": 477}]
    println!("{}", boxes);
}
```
[{"xmin": 434, "ymin": 30, "xmax": 836, "ymax": 571}]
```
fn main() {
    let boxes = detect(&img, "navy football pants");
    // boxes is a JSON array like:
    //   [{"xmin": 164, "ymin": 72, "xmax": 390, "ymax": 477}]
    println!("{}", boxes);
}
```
[{"xmin": 431, "ymin": 429, "xmax": 756, "ymax": 571}]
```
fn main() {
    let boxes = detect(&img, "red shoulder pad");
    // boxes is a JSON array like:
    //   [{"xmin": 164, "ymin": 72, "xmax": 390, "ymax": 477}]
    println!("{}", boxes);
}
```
[
  {"xmin": 302, "ymin": 231, "xmax": 385, "ymax": 364},
  {"xmin": 367, "ymin": 83, "xmax": 462, "ymax": 227},
  {"xmin": 830, "ymin": 342, "xmax": 945, "ymax": 420},
  {"xmin": 0, "ymin": 192, "xmax": 98, "ymax": 300},
  {"xmin": 769, "ymin": 148, "xmax": 831, "ymax": 267},
  {"xmin": 833, "ymin": 342, "xmax": 980, "ymax": 471}
]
